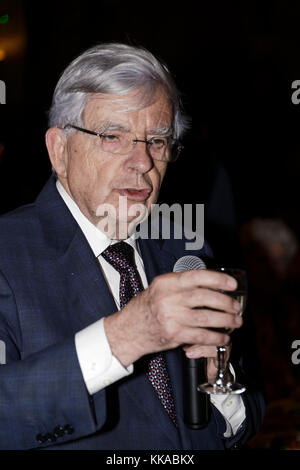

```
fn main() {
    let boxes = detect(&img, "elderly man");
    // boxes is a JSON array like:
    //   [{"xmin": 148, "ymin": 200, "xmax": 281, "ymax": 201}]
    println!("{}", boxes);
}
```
[{"xmin": 0, "ymin": 43, "xmax": 264, "ymax": 449}]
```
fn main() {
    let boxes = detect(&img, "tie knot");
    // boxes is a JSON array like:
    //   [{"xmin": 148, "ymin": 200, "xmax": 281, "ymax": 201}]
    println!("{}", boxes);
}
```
[{"xmin": 101, "ymin": 241, "xmax": 136, "ymax": 273}]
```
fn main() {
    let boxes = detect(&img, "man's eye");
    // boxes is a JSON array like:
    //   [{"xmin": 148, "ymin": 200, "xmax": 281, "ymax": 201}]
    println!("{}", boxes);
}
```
[
  {"xmin": 150, "ymin": 138, "xmax": 167, "ymax": 148},
  {"xmin": 101, "ymin": 134, "xmax": 119, "ymax": 142}
]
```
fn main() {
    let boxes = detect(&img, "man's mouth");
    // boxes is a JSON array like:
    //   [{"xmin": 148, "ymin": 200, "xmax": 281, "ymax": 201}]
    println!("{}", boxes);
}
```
[{"xmin": 117, "ymin": 188, "xmax": 152, "ymax": 202}]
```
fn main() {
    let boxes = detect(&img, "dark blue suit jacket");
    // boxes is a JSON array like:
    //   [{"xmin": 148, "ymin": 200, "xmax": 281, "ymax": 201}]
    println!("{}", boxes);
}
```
[{"xmin": 0, "ymin": 175, "xmax": 264, "ymax": 449}]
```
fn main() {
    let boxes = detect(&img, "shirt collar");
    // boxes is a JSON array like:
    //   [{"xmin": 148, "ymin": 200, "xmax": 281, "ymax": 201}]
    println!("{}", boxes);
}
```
[{"xmin": 56, "ymin": 180, "xmax": 138, "ymax": 258}]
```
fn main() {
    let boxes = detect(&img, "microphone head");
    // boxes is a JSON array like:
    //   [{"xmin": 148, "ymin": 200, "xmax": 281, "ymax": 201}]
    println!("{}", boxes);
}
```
[{"xmin": 173, "ymin": 255, "xmax": 207, "ymax": 273}]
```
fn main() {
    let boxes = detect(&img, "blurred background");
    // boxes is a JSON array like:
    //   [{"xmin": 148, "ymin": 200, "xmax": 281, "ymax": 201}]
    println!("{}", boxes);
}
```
[{"xmin": 0, "ymin": 0, "xmax": 300, "ymax": 449}]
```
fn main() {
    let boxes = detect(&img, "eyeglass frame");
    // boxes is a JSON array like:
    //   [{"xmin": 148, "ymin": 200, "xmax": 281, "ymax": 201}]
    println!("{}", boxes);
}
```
[{"xmin": 62, "ymin": 124, "xmax": 183, "ymax": 162}]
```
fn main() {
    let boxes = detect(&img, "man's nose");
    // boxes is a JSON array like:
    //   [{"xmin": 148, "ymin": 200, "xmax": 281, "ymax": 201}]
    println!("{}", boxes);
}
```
[{"xmin": 126, "ymin": 140, "xmax": 154, "ymax": 173}]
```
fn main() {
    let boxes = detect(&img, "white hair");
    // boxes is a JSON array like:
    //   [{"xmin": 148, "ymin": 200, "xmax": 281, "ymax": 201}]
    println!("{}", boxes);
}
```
[{"xmin": 48, "ymin": 43, "xmax": 189, "ymax": 140}]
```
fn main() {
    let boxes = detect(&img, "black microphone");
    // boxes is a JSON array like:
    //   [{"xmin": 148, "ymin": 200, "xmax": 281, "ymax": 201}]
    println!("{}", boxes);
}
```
[{"xmin": 173, "ymin": 255, "xmax": 210, "ymax": 429}]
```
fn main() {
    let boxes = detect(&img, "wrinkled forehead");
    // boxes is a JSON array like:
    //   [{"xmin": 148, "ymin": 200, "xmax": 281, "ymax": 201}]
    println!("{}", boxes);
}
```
[{"xmin": 82, "ymin": 86, "xmax": 174, "ymax": 129}]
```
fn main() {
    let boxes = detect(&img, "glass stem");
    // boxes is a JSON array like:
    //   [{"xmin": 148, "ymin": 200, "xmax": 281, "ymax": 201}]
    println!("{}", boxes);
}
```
[{"xmin": 216, "ymin": 346, "xmax": 227, "ymax": 386}]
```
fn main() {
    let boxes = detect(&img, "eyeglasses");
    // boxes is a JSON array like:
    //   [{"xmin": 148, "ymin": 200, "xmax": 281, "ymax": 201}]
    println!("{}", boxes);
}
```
[{"xmin": 63, "ymin": 124, "xmax": 183, "ymax": 163}]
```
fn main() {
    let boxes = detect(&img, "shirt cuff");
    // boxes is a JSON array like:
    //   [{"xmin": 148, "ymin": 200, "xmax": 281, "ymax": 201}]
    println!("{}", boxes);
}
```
[
  {"xmin": 210, "ymin": 364, "xmax": 246, "ymax": 437},
  {"xmin": 75, "ymin": 318, "xmax": 134, "ymax": 395}
]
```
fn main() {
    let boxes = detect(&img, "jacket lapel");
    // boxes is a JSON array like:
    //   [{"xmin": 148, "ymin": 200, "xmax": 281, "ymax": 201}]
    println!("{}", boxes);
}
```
[
  {"xmin": 56, "ymin": 230, "xmax": 118, "ymax": 332},
  {"xmin": 36, "ymin": 175, "xmax": 118, "ymax": 333}
]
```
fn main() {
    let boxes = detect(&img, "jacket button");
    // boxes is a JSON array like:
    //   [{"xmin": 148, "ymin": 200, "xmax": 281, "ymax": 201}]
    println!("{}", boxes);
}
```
[
  {"xmin": 63, "ymin": 424, "xmax": 74, "ymax": 435},
  {"xmin": 45, "ymin": 432, "xmax": 56, "ymax": 442},
  {"xmin": 53, "ymin": 426, "xmax": 65, "ymax": 438},
  {"xmin": 231, "ymin": 443, "xmax": 242, "ymax": 450},
  {"xmin": 36, "ymin": 433, "xmax": 46, "ymax": 444}
]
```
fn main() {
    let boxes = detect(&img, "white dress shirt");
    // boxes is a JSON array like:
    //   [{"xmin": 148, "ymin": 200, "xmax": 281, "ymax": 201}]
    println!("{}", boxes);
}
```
[{"xmin": 56, "ymin": 180, "xmax": 245, "ymax": 437}]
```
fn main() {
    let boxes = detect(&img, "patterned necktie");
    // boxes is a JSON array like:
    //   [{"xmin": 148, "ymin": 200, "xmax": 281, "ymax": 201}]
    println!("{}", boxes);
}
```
[{"xmin": 101, "ymin": 241, "xmax": 177, "ymax": 426}]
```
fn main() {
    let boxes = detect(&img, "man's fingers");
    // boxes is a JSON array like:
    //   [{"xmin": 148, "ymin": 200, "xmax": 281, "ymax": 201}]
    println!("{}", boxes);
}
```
[
  {"xmin": 178, "ymin": 327, "xmax": 231, "ymax": 348},
  {"xmin": 182, "ymin": 288, "xmax": 242, "ymax": 316},
  {"xmin": 183, "ymin": 307, "xmax": 243, "ymax": 330},
  {"xmin": 183, "ymin": 342, "xmax": 232, "ymax": 360},
  {"xmin": 177, "ymin": 269, "xmax": 237, "ymax": 291},
  {"xmin": 183, "ymin": 345, "xmax": 218, "ymax": 359}
]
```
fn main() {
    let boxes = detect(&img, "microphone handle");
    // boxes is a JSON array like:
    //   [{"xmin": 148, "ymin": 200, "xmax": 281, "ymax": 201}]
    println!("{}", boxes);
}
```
[{"xmin": 183, "ymin": 356, "xmax": 210, "ymax": 429}]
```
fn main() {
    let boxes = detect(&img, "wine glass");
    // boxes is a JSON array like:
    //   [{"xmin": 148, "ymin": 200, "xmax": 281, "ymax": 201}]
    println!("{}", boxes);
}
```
[{"xmin": 198, "ymin": 268, "xmax": 247, "ymax": 395}]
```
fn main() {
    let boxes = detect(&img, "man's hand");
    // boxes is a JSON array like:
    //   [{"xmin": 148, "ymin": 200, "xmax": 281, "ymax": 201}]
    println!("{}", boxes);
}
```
[
  {"xmin": 182, "ymin": 343, "xmax": 232, "ymax": 383},
  {"xmin": 104, "ymin": 269, "xmax": 242, "ymax": 368}
]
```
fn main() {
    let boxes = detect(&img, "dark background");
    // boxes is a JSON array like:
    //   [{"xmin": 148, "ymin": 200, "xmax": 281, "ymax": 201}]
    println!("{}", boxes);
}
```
[
  {"xmin": 1, "ymin": 0, "xmax": 300, "ymax": 224},
  {"xmin": 1, "ymin": 0, "xmax": 300, "ymax": 449}
]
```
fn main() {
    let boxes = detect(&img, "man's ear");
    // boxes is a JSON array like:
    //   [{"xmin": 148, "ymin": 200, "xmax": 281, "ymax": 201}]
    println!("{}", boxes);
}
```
[{"xmin": 45, "ymin": 127, "xmax": 68, "ymax": 178}]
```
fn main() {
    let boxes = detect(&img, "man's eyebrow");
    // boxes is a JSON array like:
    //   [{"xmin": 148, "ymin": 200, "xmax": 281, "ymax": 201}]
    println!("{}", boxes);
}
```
[
  {"xmin": 90, "ymin": 121, "xmax": 173, "ymax": 135},
  {"xmin": 91, "ymin": 121, "xmax": 130, "ymax": 133},
  {"xmin": 147, "ymin": 125, "xmax": 173, "ymax": 136}
]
